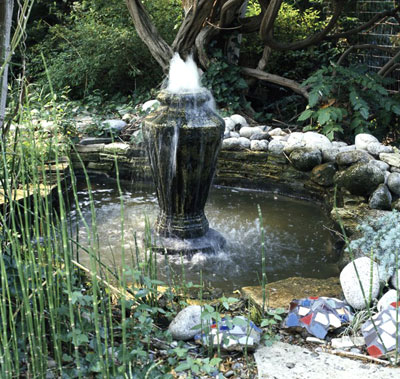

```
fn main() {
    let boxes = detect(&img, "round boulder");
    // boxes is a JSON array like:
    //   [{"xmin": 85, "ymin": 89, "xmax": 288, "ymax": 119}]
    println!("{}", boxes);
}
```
[
  {"xmin": 311, "ymin": 162, "xmax": 337, "ymax": 187},
  {"xmin": 285, "ymin": 132, "xmax": 305, "ymax": 153},
  {"xmin": 240, "ymin": 126, "xmax": 263, "ymax": 139},
  {"xmin": 387, "ymin": 172, "xmax": 400, "ymax": 195},
  {"xmin": 142, "ymin": 99, "xmax": 160, "ymax": 113},
  {"xmin": 322, "ymin": 148, "xmax": 340, "ymax": 163},
  {"xmin": 336, "ymin": 150, "xmax": 373, "ymax": 167},
  {"xmin": 303, "ymin": 131, "xmax": 332, "ymax": 151},
  {"xmin": 355, "ymin": 133, "xmax": 379, "ymax": 151},
  {"xmin": 268, "ymin": 140, "xmax": 285, "ymax": 156},
  {"xmin": 250, "ymin": 132, "xmax": 270, "ymax": 141},
  {"xmin": 377, "ymin": 289, "xmax": 399, "ymax": 312},
  {"xmin": 250, "ymin": 140, "xmax": 269, "ymax": 151},
  {"xmin": 334, "ymin": 162, "xmax": 385, "ymax": 196},
  {"xmin": 222, "ymin": 137, "xmax": 250, "ymax": 150},
  {"xmin": 368, "ymin": 184, "xmax": 392, "ymax": 210},
  {"xmin": 289, "ymin": 148, "xmax": 322, "ymax": 172},
  {"xmin": 230, "ymin": 114, "xmax": 248, "ymax": 128},
  {"xmin": 366, "ymin": 142, "xmax": 393, "ymax": 157},
  {"xmin": 369, "ymin": 160, "xmax": 389, "ymax": 172},
  {"xmin": 392, "ymin": 199, "xmax": 400, "ymax": 211},
  {"xmin": 224, "ymin": 117, "xmax": 236, "ymax": 132},
  {"xmin": 169, "ymin": 305, "xmax": 202, "ymax": 340},
  {"xmin": 340, "ymin": 257, "xmax": 380, "ymax": 310}
]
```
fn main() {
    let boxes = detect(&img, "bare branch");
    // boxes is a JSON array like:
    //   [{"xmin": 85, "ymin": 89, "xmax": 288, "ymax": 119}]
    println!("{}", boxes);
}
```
[
  {"xmin": 242, "ymin": 67, "xmax": 309, "ymax": 98},
  {"xmin": 195, "ymin": 25, "xmax": 218, "ymax": 68},
  {"xmin": 125, "ymin": 0, "xmax": 173, "ymax": 71},
  {"xmin": 378, "ymin": 49, "xmax": 400, "ymax": 76},
  {"xmin": 327, "ymin": 5, "xmax": 400, "ymax": 40},
  {"xmin": 260, "ymin": 0, "xmax": 347, "ymax": 51},
  {"xmin": 337, "ymin": 44, "xmax": 398, "ymax": 66},
  {"xmin": 220, "ymin": 0, "xmax": 243, "ymax": 27},
  {"xmin": 172, "ymin": 0, "xmax": 214, "ymax": 57}
]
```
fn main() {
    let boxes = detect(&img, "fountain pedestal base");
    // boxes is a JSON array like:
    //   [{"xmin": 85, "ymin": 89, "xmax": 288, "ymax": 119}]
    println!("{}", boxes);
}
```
[{"xmin": 146, "ymin": 228, "xmax": 226, "ymax": 255}]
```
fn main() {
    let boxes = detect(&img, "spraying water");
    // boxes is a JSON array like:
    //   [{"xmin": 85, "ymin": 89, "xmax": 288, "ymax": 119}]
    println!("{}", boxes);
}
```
[{"xmin": 167, "ymin": 53, "xmax": 202, "ymax": 93}]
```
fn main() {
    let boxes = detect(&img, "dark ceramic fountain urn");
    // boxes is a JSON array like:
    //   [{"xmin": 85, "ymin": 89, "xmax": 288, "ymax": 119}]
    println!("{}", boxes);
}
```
[{"xmin": 143, "ymin": 88, "xmax": 225, "ymax": 253}]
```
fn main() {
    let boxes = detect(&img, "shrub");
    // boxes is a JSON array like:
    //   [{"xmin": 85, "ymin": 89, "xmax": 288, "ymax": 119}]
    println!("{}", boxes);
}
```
[
  {"xmin": 26, "ymin": 0, "xmax": 182, "ymax": 99},
  {"xmin": 348, "ymin": 211, "xmax": 400, "ymax": 284},
  {"xmin": 298, "ymin": 64, "xmax": 400, "ymax": 141}
]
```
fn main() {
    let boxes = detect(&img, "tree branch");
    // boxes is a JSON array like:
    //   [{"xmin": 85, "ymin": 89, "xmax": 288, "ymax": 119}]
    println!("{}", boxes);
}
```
[
  {"xmin": 260, "ymin": 0, "xmax": 347, "ymax": 51},
  {"xmin": 327, "ymin": 5, "xmax": 400, "ymax": 40},
  {"xmin": 125, "ymin": 0, "xmax": 173, "ymax": 71},
  {"xmin": 337, "ymin": 44, "xmax": 398, "ymax": 66},
  {"xmin": 172, "ymin": 0, "xmax": 215, "ymax": 57},
  {"xmin": 220, "ymin": 0, "xmax": 243, "ymax": 27},
  {"xmin": 242, "ymin": 67, "xmax": 309, "ymax": 98},
  {"xmin": 378, "ymin": 49, "xmax": 400, "ymax": 76}
]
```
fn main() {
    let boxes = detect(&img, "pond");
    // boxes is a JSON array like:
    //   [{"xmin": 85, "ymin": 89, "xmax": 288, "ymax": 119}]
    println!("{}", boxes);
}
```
[{"xmin": 69, "ymin": 176, "xmax": 339, "ymax": 293}]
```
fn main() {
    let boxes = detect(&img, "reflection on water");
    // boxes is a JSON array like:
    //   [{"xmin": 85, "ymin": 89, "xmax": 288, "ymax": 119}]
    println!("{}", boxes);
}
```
[{"xmin": 69, "ymin": 176, "xmax": 338, "ymax": 292}]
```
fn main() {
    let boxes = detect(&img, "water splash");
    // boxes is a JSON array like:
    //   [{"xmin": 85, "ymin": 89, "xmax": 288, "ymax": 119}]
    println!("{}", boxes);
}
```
[{"xmin": 167, "ymin": 53, "xmax": 202, "ymax": 94}]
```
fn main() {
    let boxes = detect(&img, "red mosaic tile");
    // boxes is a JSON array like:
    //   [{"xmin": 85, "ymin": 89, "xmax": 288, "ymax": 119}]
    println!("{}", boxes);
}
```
[
  {"xmin": 300, "ymin": 313, "xmax": 313, "ymax": 325},
  {"xmin": 367, "ymin": 344, "xmax": 383, "ymax": 358}
]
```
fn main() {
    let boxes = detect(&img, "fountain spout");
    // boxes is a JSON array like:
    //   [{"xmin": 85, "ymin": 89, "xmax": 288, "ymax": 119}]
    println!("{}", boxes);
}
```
[{"xmin": 142, "ymin": 55, "xmax": 226, "ymax": 253}]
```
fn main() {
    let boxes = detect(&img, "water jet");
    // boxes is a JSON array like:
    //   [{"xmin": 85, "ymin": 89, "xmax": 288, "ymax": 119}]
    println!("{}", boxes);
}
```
[{"xmin": 142, "ymin": 54, "xmax": 226, "ymax": 254}]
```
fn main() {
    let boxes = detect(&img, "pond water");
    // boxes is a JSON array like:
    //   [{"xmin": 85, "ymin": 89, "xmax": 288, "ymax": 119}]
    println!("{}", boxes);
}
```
[{"xmin": 69, "ymin": 176, "xmax": 339, "ymax": 293}]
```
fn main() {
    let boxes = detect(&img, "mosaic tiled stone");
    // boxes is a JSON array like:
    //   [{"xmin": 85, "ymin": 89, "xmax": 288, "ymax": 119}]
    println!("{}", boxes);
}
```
[
  {"xmin": 361, "ymin": 302, "xmax": 400, "ymax": 358},
  {"xmin": 283, "ymin": 297, "xmax": 354, "ymax": 339},
  {"xmin": 195, "ymin": 316, "xmax": 262, "ymax": 352}
]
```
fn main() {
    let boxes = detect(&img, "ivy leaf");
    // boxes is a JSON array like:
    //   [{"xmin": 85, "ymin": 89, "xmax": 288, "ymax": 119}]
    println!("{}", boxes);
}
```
[
  {"xmin": 308, "ymin": 92, "xmax": 320, "ymax": 107},
  {"xmin": 317, "ymin": 108, "xmax": 331, "ymax": 125},
  {"xmin": 359, "ymin": 107, "xmax": 369, "ymax": 120},
  {"xmin": 298, "ymin": 109, "xmax": 313, "ymax": 121},
  {"xmin": 392, "ymin": 105, "xmax": 400, "ymax": 115}
]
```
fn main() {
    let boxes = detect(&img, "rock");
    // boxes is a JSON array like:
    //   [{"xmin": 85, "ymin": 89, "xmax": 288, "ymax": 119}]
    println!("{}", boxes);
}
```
[
  {"xmin": 122, "ymin": 113, "xmax": 135, "ymax": 122},
  {"xmin": 289, "ymin": 148, "xmax": 322, "ymax": 171},
  {"xmin": 391, "ymin": 167, "xmax": 400, "ymax": 173},
  {"xmin": 269, "ymin": 127, "xmax": 287, "ymax": 137},
  {"xmin": 387, "ymin": 172, "xmax": 400, "ymax": 195},
  {"xmin": 259, "ymin": 125, "xmax": 272, "ymax": 132},
  {"xmin": 168, "ymin": 305, "xmax": 202, "ymax": 340},
  {"xmin": 79, "ymin": 137, "xmax": 112, "ymax": 145},
  {"xmin": 224, "ymin": 130, "xmax": 231, "ymax": 139},
  {"xmin": 142, "ymin": 99, "xmax": 160, "ymax": 113},
  {"xmin": 303, "ymin": 132, "xmax": 332, "ymax": 151},
  {"xmin": 332, "ymin": 141, "xmax": 348, "ymax": 148},
  {"xmin": 335, "ymin": 150, "xmax": 374, "ymax": 167},
  {"xmin": 250, "ymin": 132, "xmax": 270, "ymax": 141},
  {"xmin": 340, "ymin": 257, "xmax": 380, "ymax": 309},
  {"xmin": 306, "ymin": 337, "xmax": 326, "ymax": 345},
  {"xmin": 322, "ymin": 148, "xmax": 340, "ymax": 163},
  {"xmin": 230, "ymin": 131, "xmax": 240, "ymax": 138},
  {"xmin": 222, "ymin": 137, "xmax": 250, "ymax": 150},
  {"xmin": 103, "ymin": 143, "xmax": 130, "ymax": 154},
  {"xmin": 366, "ymin": 142, "xmax": 393, "ymax": 156},
  {"xmin": 230, "ymin": 114, "xmax": 248, "ymax": 128},
  {"xmin": 75, "ymin": 144, "xmax": 105, "ymax": 153},
  {"xmin": 224, "ymin": 117, "xmax": 236, "ymax": 131},
  {"xmin": 268, "ymin": 140, "xmax": 285, "ymax": 156},
  {"xmin": 102, "ymin": 120, "xmax": 127, "ymax": 134},
  {"xmin": 241, "ymin": 277, "xmax": 342, "ymax": 309},
  {"xmin": 240, "ymin": 126, "xmax": 263, "ymax": 139},
  {"xmin": 379, "ymin": 153, "xmax": 400, "ymax": 168},
  {"xmin": 339, "ymin": 144, "xmax": 356, "ymax": 152},
  {"xmin": 384, "ymin": 170, "xmax": 390, "ymax": 184},
  {"xmin": 335, "ymin": 162, "xmax": 385, "ymax": 196},
  {"xmin": 311, "ymin": 163, "xmax": 337, "ymax": 187},
  {"xmin": 285, "ymin": 132, "xmax": 305, "ymax": 153},
  {"xmin": 392, "ymin": 199, "xmax": 400, "ymax": 211},
  {"xmin": 377, "ymin": 290, "xmax": 399, "ymax": 312},
  {"xmin": 355, "ymin": 133, "xmax": 379, "ymax": 151},
  {"xmin": 271, "ymin": 135, "xmax": 288, "ymax": 142},
  {"xmin": 369, "ymin": 160, "xmax": 389, "ymax": 172},
  {"xmin": 250, "ymin": 140, "xmax": 269, "ymax": 151},
  {"xmin": 390, "ymin": 269, "xmax": 400, "ymax": 289},
  {"xmin": 368, "ymin": 184, "xmax": 392, "ymax": 210},
  {"xmin": 40, "ymin": 120, "xmax": 57, "ymax": 132},
  {"xmin": 331, "ymin": 336, "xmax": 365, "ymax": 350}
]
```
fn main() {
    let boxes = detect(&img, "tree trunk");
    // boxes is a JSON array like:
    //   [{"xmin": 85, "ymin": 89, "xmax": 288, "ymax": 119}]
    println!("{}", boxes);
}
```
[{"xmin": 0, "ymin": 0, "xmax": 13, "ymax": 131}]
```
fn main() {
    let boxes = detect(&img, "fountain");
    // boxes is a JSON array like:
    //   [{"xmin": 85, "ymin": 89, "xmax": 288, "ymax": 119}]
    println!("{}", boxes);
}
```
[{"xmin": 142, "ymin": 54, "xmax": 226, "ymax": 254}]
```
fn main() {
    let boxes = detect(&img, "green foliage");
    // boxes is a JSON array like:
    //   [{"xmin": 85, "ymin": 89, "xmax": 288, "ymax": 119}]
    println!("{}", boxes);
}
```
[
  {"xmin": 26, "ymin": 0, "xmax": 181, "ymax": 99},
  {"xmin": 202, "ymin": 49, "xmax": 249, "ymax": 113},
  {"xmin": 348, "ymin": 211, "xmax": 400, "ymax": 284},
  {"xmin": 298, "ymin": 64, "xmax": 400, "ymax": 140},
  {"xmin": 242, "ymin": 1, "xmax": 341, "ymax": 81}
]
